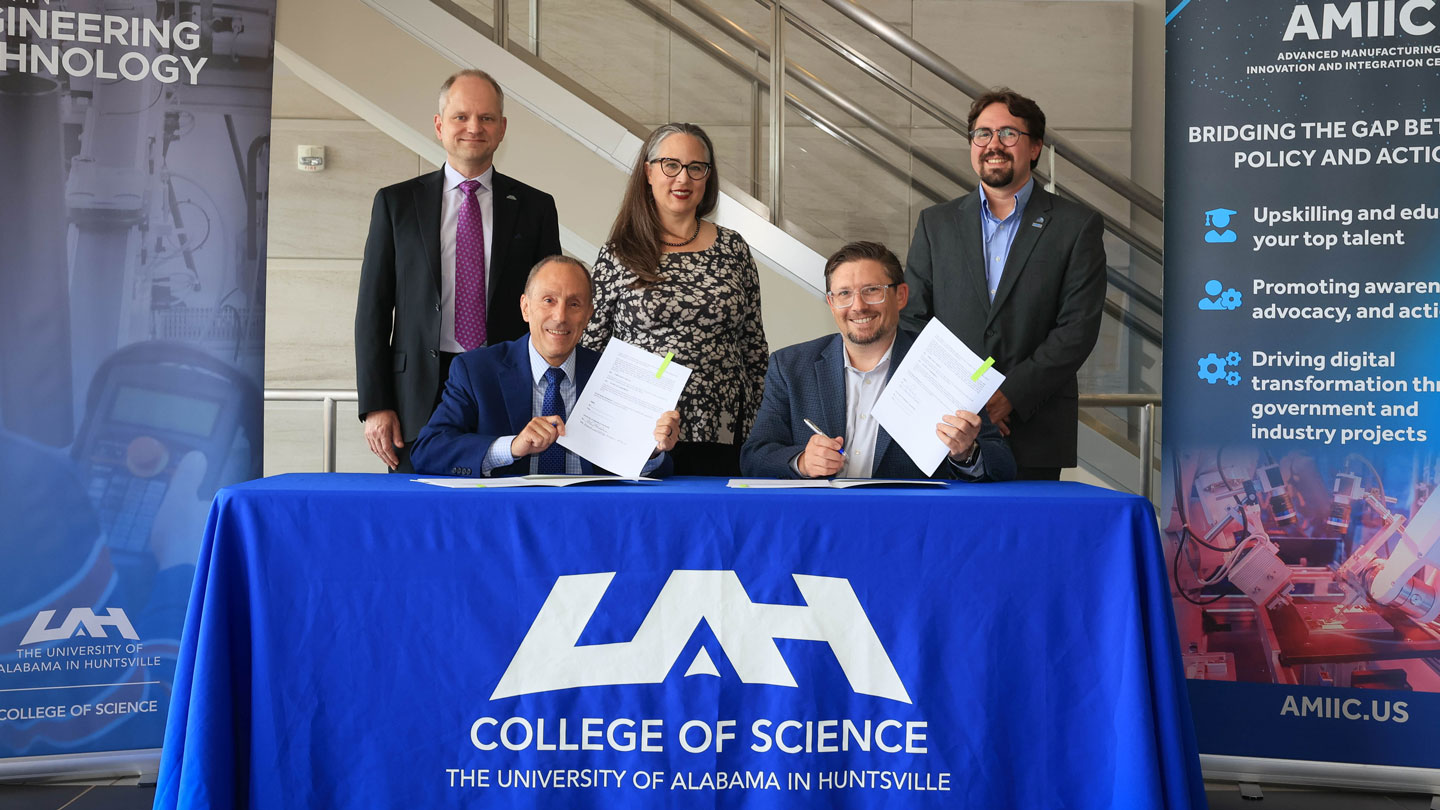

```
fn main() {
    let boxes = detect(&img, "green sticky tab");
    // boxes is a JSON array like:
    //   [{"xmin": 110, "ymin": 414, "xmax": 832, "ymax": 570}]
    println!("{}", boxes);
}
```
[
  {"xmin": 656, "ymin": 351, "xmax": 675, "ymax": 378},
  {"xmin": 971, "ymin": 357, "xmax": 996, "ymax": 382}
]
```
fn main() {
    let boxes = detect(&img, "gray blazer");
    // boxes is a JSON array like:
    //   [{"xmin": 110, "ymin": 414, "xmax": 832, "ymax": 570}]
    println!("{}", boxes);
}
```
[
  {"xmin": 900, "ymin": 185, "xmax": 1105, "ymax": 469},
  {"xmin": 739, "ymin": 330, "xmax": 1015, "ymax": 481}
]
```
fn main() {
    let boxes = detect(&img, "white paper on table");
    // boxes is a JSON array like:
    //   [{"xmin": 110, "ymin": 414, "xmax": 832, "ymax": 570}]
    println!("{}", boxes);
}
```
[
  {"xmin": 414, "ymin": 475, "xmax": 656, "ymax": 488},
  {"xmin": 872, "ymin": 319, "xmax": 1005, "ymax": 475},
  {"xmin": 556, "ymin": 339, "xmax": 692, "ymax": 478}
]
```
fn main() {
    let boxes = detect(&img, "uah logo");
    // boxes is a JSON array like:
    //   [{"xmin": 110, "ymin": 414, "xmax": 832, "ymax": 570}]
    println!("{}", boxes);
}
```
[
  {"xmin": 20, "ymin": 608, "xmax": 139, "ymax": 646},
  {"xmin": 491, "ymin": 571, "xmax": 911, "ymax": 703}
]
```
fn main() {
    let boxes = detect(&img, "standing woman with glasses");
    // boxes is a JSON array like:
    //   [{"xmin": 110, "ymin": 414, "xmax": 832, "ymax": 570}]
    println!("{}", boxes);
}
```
[{"xmin": 583, "ymin": 123, "xmax": 768, "ymax": 475}]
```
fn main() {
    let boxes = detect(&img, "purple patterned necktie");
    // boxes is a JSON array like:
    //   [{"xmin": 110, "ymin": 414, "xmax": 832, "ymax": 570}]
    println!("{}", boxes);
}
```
[{"xmin": 454, "ymin": 179, "xmax": 488, "ymax": 351}]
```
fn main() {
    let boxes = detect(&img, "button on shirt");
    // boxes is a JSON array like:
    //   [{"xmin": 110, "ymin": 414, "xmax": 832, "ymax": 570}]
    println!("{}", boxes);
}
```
[
  {"xmin": 482, "ymin": 342, "xmax": 665, "ymax": 476},
  {"xmin": 979, "ymin": 177, "xmax": 1035, "ymax": 302},
  {"xmin": 440, "ymin": 164, "xmax": 496, "ymax": 353},
  {"xmin": 839, "ymin": 348, "xmax": 893, "ymax": 479}
]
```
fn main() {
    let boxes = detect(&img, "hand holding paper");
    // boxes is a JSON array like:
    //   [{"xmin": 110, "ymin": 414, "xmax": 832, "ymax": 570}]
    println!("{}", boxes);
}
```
[
  {"xmin": 872, "ymin": 320, "xmax": 1005, "ymax": 475},
  {"xmin": 653, "ymin": 410, "xmax": 681, "ymax": 454},
  {"xmin": 937, "ymin": 410, "xmax": 982, "ymax": 460}
]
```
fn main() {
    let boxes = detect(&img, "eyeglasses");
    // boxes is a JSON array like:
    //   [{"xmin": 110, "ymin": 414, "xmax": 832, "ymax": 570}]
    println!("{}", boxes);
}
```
[
  {"xmin": 649, "ymin": 158, "xmax": 712, "ymax": 180},
  {"xmin": 827, "ymin": 283, "xmax": 898, "ymax": 309},
  {"xmin": 969, "ymin": 127, "xmax": 1033, "ymax": 147}
]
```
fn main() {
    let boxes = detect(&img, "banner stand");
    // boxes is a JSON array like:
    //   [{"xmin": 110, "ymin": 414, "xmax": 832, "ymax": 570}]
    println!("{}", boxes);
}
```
[
  {"xmin": 0, "ymin": 749, "xmax": 160, "ymax": 783},
  {"xmin": 1203, "ymin": 755, "xmax": 1440, "ymax": 797}
]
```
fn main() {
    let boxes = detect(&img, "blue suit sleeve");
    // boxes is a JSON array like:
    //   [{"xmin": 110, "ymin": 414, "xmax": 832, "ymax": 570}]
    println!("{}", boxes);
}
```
[
  {"xmin": 411, "ymin": 359, "xmax": 508, "ymax": 476},
  {"xmin": 739, "ymin": 353, "xmax": 806, "ymax": 479}
]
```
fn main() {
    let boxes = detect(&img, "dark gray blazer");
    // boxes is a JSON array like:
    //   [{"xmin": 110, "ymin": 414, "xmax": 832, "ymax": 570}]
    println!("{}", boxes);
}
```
[
  {"xmin": 739, "ymin": 330, "xmax": 1015, "ymax": 481},
  {"xmin": 900, "ymin": 185, "xmax": 1105, "ymax": 469},
  {"xmin": 354, "ymin": 169, "xmax": 562, "ymax": 442}
]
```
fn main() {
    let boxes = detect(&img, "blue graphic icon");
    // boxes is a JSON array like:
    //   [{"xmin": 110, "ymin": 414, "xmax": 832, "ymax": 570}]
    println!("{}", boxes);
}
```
[
  {"xmin": 1198, "ymin": 279, "xmax": 1243, "ymax": 311},
  {"xmin": 1198, "ymin": 352, "xmax": 1243, "ymax": 386},
  {"xmin": 1204, "ymin": 207, "xmax": 1237, "ymax": 243}
]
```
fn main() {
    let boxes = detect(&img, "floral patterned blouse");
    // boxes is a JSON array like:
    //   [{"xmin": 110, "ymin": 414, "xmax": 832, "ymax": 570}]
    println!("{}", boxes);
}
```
[{"xmin": 583, "ymin": 225, "xmax": 768, "ymax": 444}]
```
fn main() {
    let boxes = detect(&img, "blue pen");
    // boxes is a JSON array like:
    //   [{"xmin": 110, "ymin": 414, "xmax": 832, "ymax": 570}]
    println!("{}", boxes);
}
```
[{"xmin": 802, "ymin": 418, "xmax": 844, "ymax": 455}]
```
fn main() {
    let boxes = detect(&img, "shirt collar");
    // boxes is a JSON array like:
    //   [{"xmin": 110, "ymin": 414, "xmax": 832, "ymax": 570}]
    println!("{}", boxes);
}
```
[
  {"xmin": 842, "ymin": 333, "xmax": 896, "ymax": 375},
  {"xmin": 526, "ymin": 335, "xmax": 577, "ymax": 386},
  {"xmin": 980, "ymin": 176, "xmax": 1035, "ymax": 223},
  {"xmin": 444, "ymin": 162, "xmax": 494, "ymax": 193}
]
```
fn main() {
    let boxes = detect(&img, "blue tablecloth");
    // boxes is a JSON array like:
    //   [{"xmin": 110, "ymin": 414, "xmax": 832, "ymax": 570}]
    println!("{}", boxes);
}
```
[{"xmin": 153, "ymin": 475, "xmax": 1204, "ymax": 809}]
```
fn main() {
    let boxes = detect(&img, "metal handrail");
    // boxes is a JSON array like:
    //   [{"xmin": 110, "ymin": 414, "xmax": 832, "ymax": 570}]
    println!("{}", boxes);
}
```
[
  {"xmin": 264, "ymin": 389, "xmax": 357, "ymax": 473},
  {"xmin": 627, "ymin": 0, "xmax": 1164, "ymax": 317},
  {"xmin": 264, "ymin": 388, "xmax": 1160, "ymax": 496},
  {"xmin": 817, "ymin": 0, "xmax": 1166, "ymax": 222}
]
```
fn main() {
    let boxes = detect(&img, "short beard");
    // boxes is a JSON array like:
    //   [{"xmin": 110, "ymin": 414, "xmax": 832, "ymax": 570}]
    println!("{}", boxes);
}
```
[
  {"xmin": 979, "ymin": 155, "xmax": 1015, "ymax": 189},
  {"xmin": 845, "ymin": 322, "xmax": 893, "ymax": 347}
]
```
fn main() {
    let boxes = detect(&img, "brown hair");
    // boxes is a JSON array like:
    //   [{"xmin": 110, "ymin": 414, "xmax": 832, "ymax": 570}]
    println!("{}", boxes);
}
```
[
  {"xmin": 438, "ymin": 69, "xmax": 505, "ymax": 114},
  {"xmin": 607, "ymin": 123, "xmax": 720, "ymax": 286},
  {"xmin": 966, "ymin": 88, "xmax": 1045, "ymax": 170},
  {"xmin": 822, "ymin": 241, "xmax": 904, "ymax": 290}
]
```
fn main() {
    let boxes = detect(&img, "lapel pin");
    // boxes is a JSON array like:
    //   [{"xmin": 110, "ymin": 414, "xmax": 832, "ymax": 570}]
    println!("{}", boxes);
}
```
[
  {"xmin": 1031, "ymin": 216, "xmax": 1045, "ymax": 228},
  {"xmin": 506, "ymin": 194, "xmax": 518, "ymax": 201}
]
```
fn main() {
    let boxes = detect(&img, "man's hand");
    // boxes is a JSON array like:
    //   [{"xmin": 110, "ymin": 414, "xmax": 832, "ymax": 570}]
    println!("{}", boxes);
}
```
[
  {"xmin": 511, "ymin": 416, "xmax": 565, "ymax": 458},
  {"xmin": 798, "ymin": 433, "xmax": 845, "ymax": 478},
  {"xmin": 938, "ymin": 410, "xmax": 982, "ymax": 461},
  {"xmin": 363, "ymin": 409, "xmax": 404, "ymax": 469},
  {"xmin": 653, "ymin": 410, "xmax": 681, "ymax": 455},
  {"xmin": 985, "ymin": 390, "xmax": 1013, "ymax": 437}
]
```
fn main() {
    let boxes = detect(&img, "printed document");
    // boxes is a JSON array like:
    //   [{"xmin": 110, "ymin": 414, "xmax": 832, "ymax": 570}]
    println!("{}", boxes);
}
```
[
  {"xmin": 872, "ymin": 319, "xmax": 1005, "ymax": 475},
  {"xmin": 557, "ymin": 339, "xmax": 691, "ymax": 478}
]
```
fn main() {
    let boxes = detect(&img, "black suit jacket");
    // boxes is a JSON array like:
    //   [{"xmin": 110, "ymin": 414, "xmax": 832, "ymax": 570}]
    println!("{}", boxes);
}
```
[
  {"xmin": 739, "ymin": 330, "xmax": 1015, "ymax": 481},
  {"xmin": 900, "ymin": 185, "xmax": 1105, "ymax": 468},
  {"xmin": 355, "ymin": 168, "xmax": 562, "ymax": 441}
]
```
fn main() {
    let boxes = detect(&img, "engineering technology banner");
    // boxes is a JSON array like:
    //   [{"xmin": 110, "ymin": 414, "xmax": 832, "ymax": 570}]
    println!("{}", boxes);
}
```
[
  {"xmin": 0, "ymin": 1, "xmax": 275, "ymax": 759},
  {"xmin": 1163, "ymin": 0, "xmax": 1440, "ymax": 767}
]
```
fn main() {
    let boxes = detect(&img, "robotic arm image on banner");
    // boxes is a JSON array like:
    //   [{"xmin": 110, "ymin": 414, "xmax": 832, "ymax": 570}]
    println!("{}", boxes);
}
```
[
  {"xmin": 0, "ymin": 0, "xmax": 277, "ymax": 761},
  {"xmin": 1167, "ymin": 447, "xmax": 1440, "ymax": 691}
]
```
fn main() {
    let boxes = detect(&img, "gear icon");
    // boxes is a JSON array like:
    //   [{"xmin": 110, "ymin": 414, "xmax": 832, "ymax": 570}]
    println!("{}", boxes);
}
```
[
  {"xmin": 1225, "ymin": 351, "xmax": 1241, "ymax": 366},
  {"xmin": 1220, "ymin": 289, "xmax": 1242, "ymax": 310},
  {"xmin": 1198, "ymin": 353, "xmax": 1226, "ymax": 383},
  {"xmin": 1226, "ymin": 370, "xmax": 1241, "ymax": 386}
]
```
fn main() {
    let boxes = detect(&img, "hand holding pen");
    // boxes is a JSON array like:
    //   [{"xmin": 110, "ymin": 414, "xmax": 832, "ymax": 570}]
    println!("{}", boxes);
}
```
[{"xmin": 799, "ymin": 418, "xmax": 845, "ymax": 478}]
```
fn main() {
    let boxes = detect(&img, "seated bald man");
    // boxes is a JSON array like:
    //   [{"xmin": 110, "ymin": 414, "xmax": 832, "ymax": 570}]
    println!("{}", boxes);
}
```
[
  {"xmin": 740, "ymin": 241, "xmax": 1015, "ymax": 481},
  {"xmin": 412, "ymin": 256, "xmax": 679, "ymax": 477}
]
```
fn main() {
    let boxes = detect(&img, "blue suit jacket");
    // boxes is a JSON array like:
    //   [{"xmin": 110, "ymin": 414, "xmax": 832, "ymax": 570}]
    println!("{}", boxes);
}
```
[
  {"xmin": 739, "ymin": 330, "xmax": 1016, "ymax": 481},
  {"xmin": 411, "ymin": 336, "xmax": 673, "ymax": 477}
]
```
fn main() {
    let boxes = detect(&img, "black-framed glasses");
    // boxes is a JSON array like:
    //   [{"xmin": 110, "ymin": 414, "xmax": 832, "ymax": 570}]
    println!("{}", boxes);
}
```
[
  {"xmin": 827, "ymin": 283, "xmax": 898, "ymax": 309},
  {"xmin": 649, "ymin": 158, "xmax": 712, "ymax": 180},
  {"xmin": 969, "ymin": 126, "xmax": 1032, "ymax": 147}
]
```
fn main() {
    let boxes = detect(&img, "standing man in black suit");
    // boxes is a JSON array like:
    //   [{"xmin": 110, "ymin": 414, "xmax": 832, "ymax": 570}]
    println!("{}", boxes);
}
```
[
  {"xmin": 356, "ymin": 69, "xmax": 562, "ymax": 471},
  {"xmin": 900, "ymin": 88, "xmax": 1106, "ymax": 480}
]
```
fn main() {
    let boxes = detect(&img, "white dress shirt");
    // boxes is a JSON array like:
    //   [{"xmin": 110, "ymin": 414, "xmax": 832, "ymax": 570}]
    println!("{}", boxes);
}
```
[{"xmin": 439, "ymin": 163, "xmax": 496, "ymax": 353}]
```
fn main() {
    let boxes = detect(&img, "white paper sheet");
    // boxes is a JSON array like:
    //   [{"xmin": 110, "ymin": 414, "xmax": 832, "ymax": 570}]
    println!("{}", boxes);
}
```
[
  {"xmin": 872, "ymin": 319, "xmax": 1005, "ymax": 475},
  {"xmin": 414, "ymin": 475, "xmax": 656, "ymax": 488},
  {"xmin": 556, "ymin": 339, "xmax": 692, "ymax": 478},
  {"xmin": 726, "ymin": 478, "xmax": 948, "ymax": 489}
]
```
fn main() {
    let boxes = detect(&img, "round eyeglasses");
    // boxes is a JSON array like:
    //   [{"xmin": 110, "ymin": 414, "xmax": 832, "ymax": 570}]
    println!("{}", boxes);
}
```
[
  {"xmin": 826, "ymin": 283, "xmax": 898, "ymax": 309},
  {"xmin": 649, "ymin": 158, "xmax": 712, "ymax": 180},
  {"xmin": 969, "ymin": 127, "xmax": 1033, "ymax": 147}
]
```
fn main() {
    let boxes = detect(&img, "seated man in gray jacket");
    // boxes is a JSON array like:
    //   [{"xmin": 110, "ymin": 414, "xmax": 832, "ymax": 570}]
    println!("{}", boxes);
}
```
[{"xmin": 741, "ymin": 241, "xmax": 1015, "ymax": 481}]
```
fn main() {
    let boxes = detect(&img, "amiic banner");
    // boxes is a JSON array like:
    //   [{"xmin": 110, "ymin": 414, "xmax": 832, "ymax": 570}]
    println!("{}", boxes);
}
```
[
  {"xmin": 1164, "ymin": 0, "xmax": 1440, "ymax": 767},
  {"xmin": 0, "ymin": 2, "xmax": 274, "ymax": 759}
]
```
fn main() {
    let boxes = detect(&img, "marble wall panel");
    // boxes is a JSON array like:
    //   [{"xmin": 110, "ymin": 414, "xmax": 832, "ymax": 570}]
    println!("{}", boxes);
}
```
[
  {"xmin": 267, "ymin": 119, "xmax": 421, "ymax": 260},
  {"xmin": 264, "ymin": 258, "xmax": 360, "ymax": 389}
]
